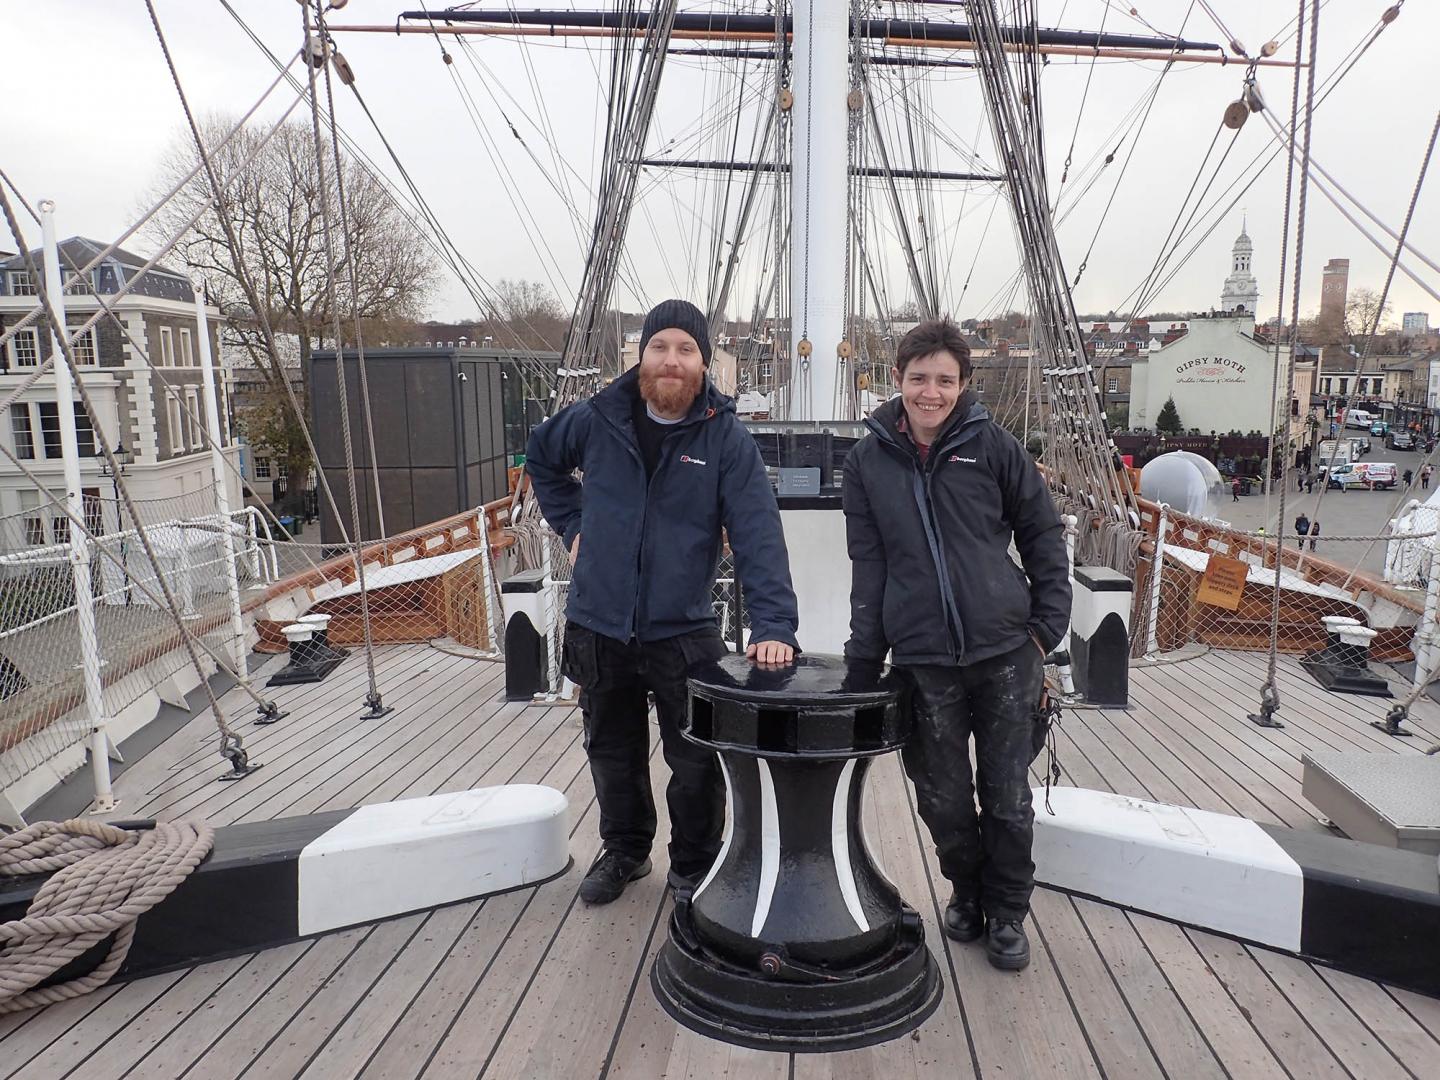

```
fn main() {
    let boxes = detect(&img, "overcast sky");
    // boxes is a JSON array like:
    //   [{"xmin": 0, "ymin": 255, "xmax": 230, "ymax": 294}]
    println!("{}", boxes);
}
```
[{"xmin": 3, "ymin": 1, "xmax": 1437, "ymax": 328}]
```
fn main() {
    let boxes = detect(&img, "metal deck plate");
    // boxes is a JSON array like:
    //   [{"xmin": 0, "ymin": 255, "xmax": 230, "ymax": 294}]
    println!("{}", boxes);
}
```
[{"xmin": 1302, "ymin": 751, "xmax": 1440, "ymax": 854}]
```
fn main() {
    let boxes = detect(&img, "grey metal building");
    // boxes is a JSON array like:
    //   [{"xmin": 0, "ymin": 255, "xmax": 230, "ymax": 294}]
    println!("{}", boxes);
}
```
[{"xmin": 309, "ymin": 346, "xmax": 556, "ymax": 545}]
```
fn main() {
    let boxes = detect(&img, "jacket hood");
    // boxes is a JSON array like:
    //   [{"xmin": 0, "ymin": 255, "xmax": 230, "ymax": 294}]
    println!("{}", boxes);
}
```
[
  {"xmin": 867, "ymin": 389, "xmax": 987, "ymax": 450},
  {"xmin": 591, "ymin": 365, "xmax": 736, "ymax": 429}
]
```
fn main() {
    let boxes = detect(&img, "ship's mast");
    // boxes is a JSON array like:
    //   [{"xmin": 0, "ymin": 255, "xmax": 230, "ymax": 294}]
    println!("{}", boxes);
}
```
[{"xmin": 789, "ymin": 0, "xmax": 849, "ymax": 421}]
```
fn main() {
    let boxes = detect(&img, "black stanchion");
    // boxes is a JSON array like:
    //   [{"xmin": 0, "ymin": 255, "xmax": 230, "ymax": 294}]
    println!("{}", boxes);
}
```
[{"xmin": 650, "ymin": 654, "xmax": 942, "ymax": 1052}]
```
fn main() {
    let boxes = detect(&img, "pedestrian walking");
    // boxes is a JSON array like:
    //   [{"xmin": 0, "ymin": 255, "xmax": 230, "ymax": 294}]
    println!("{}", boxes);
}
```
[
  {"xmin": 1425, "ymin": 465, "xmax": 1434, "ymax": 491},
  {"xmin": 1294, "ymin": 513, "xmax": 1311, "ymax": 541},
  {"xmin": 1309, "ymin": 519, "xmax": 1320, "ymax": 552},
  {"xmin": 1404, "ymin": 468, "xmax": 1414, "ymax": 487},
  {"xmin": 1305, "ymin": 471, "xmax": 1315, "ymax": 494},
  {"xmin": 1232, "ymin": 477, "xmax": 1241, "ymax": 502}
]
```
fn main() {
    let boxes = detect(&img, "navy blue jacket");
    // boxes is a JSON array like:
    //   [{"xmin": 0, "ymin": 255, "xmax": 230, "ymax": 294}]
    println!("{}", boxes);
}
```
[
  {"xmin": 525, "ymin": 368, "xmax": 799, "ymax": 647},
  {"xmin": 843, "ymin": 393, "xmax": 1070, "ymax": 667}
]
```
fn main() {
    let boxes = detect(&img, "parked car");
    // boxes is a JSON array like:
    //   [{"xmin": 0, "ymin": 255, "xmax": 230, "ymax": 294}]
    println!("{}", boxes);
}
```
[
  {"xmin": 1388, "ymin": 430, "xmax": 1416, "ymax": 450},
  {"xmin": 1370, "ymin": 420, "xmax": 1389, "ymax": 437},
  {"xmin": 1347, "ymin": 436, "xmax": 1371, "ymax": 458}
]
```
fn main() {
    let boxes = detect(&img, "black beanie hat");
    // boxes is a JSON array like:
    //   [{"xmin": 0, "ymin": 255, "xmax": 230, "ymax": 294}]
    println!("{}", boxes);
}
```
[{"xmin": 640, "ymin": 299, "xmax": 712, "ymax": 366}]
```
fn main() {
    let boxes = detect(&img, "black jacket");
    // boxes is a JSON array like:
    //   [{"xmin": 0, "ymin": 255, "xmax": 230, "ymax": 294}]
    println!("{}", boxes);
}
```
[
  {"xmin": 525, "ymin": 367, "xmax": 799, "ymax": 647},
  {"xmin": 842, "ymin": 394, "xmax": 1070, "ymax": 667}
]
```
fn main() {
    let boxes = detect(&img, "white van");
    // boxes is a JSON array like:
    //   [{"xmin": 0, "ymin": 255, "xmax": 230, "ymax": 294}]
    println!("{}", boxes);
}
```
[
  {"xmin": 1316, "ymin": 439, "xmax": 1353, "ymax": 468},
  {"xmin": 1346, "ymin": 409, "xmax": 1376, "ymax": 430}
]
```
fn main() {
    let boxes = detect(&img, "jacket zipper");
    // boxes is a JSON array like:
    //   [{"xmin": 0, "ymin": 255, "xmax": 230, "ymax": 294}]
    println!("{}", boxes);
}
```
[
  {"xmin": 593, "ymin": 404, "xmax": 705, "ymax": 641},
  {"xmin": 874, "ymin": 410, "xmax": 985, "ymax": 663}
]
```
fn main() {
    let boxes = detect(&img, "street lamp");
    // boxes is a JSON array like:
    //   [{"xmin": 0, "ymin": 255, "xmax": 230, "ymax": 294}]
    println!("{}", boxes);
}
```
[{"xmin": 96, "ymin": 442, "xmax": 134, "ymax": 604}]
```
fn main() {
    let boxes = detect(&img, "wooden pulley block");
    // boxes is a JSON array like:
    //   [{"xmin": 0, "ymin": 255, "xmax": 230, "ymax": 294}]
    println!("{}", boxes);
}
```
[
  {"xmin": 1260, "ymin": 40, "xmax": 1279, "ymax": 57},
  {"xmin": 779, "ymin": 87, "xmax": 794, "ymax": 111},
  {"xmin": 857, "ymin": 372, "xmax": 870, "ymax": 390},
  {"xmin": 1222, "ymin": 100, "xmax": 1249, "ymax": 130},
  {"xmin": 847, "ymin": 88, "xmax": 863, "ymax": 111},
  {"xmin": 332, "ymin": 50, "xmax": 355, "ymax": 86},
  {"xmin": 797, "ymin": 338, "xmax": 813, "ymax": 358},
  {"xmin": 837, "ymin": 340, "xmax": 854, "ymax": 359},
  {"xmin": 304, "ymin": 37, "xmax": 328, "ymax": 69}
]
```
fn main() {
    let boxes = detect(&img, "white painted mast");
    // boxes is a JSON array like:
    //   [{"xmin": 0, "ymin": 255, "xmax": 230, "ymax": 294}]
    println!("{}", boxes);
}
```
[
  {"xmin": 789, "ymin": 0, "xmax": 849, "ymax": 421},
  {"xmin": 39, "ymin": 201, "xmax": 116, "ymax": 812}
]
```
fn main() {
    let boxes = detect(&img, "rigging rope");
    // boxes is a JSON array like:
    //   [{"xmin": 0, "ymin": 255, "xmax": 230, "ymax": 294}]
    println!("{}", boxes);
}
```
[
  {"xmin": 304, "ymin": 4, "xmax": 384, "ymax": 712},
  {"xmin": 1259, "ymin": 0, "xmax": 1321, "ymax": 724}
]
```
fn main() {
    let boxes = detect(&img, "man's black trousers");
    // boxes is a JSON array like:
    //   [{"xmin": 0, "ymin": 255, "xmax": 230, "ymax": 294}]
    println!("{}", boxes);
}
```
[
  {"xmin": 561, "ymin": 624, "xmax": 729, "ymax": 880},
  {"xmin": 900, "ymin": 642, "xmax": 1045, "ymax": 922}
]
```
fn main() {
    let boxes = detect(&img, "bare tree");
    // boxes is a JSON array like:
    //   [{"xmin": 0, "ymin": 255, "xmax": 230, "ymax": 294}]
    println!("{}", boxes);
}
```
[
  {"xmin": 1344, "ymin": 287, "xmax": 1395, "ymax": 348},
  {"xmin": 142, "ymin": 117, "xmax": 439, "ymax": 474}
]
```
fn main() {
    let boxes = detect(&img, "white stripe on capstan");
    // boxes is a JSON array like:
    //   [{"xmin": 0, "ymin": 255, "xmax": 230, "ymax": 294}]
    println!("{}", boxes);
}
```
[
  {"xmin": 1032, "ymin": 787, "xmax": 1304, "ymax": 952},
  {"xmin": 296, "ymin": 785, "xmax": 569, "ymax": 937},
  {"xmin": 751, "ymin": 758, "xmax": 781, "ymax": 937},
  {"xmin": 832, "ymin": 758, "xmax": 869, "ymax": 932},
  {"xmin": 692, "ymin": 755, "xmax": 735, "ymax": 903}
]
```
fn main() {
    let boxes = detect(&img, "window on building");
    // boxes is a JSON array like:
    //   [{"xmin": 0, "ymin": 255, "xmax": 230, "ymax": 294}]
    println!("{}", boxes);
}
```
[
  {"xmin": 71, "ymin": 327, "xmax": 96, "ymax": 365},
  {"xmin": 7, "ymin": 270, "xmax": 36, "ymax": 296},
  {"xmin": 36, "ymin": 402, "xmax": 95, "ymax": 458},
  {"xmin": 82, "ymin": 488, "xmax": 103, "ymax": 537},
  {"xmin": 18, "ymin": 491, "xmax": 44, "ymax": 547},
  {"xmin": 1320, "ymin": 378, "xmax": 1331, "ymax": 394},
  {"xmin": 8, "ymin": 327, "xmax": 39, "ymax": 368},
  {"xmin": 1106, "ymin": 377, "xmax": 1120, "ymax": 393},
  {"xmin": 254, "ymin": 456, "xmax": 272, "ymax": 479},
  {"xmin": 194, "ymin": 393, "xmax": 207, "ymax": 448},
  {"xmin": 1339, "ymin": 378, "xmax": 1349, "ymax": 395},
  {"xmin": 186, "ymin": 390, "xmax": 201, "ymax": 448},
  {"xmin": 179, "ymin": 327, "xmax": 193, "ymax": 366},
  {"xmin": 276, "ymin": 460, "xmax": 289, "ymax": 479},
  {"xmin": 159, "ymin": 326, "xmax": 174, "ymax": 367},
  {"xmin": 168, "ymin": 398, "xmax": 184, "ymax": 453},
  {"xmin": 10, "ymin": 406, "xmax": 34, "ymax": 460},
  {"xmin": 61, "ymin": 268, "xmax": 95, "ymax": 295}
]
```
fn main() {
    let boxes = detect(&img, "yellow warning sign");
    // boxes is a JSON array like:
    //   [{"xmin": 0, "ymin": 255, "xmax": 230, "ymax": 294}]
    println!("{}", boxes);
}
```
[{"xmin": 1196, "ymin": 555, "xmax": 1247, "ymax": 611}]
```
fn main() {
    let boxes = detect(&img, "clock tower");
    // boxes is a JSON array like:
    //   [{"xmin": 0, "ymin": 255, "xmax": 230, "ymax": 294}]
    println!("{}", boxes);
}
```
[{"xmin": 1219, "ymin": 221, "xmax": 1260, "ymax": 317}]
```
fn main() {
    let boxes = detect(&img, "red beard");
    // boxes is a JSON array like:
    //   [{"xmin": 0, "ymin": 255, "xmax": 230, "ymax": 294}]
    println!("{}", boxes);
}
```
[{"xmin": 639, "ymin": 364, "xmax": 704, "ymax": 415}]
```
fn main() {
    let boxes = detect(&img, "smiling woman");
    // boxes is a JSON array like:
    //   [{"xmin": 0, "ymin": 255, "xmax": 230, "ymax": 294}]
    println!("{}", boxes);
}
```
[{"xmin": 891, "ymin": 318, "xmax": 972, "ymax": 448}]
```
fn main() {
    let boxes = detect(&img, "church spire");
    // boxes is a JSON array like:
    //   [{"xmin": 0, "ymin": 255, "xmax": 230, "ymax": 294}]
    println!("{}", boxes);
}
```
[{"xmin": 1220, "ymin": 221, "xmax": 1259, "ymax": 317}]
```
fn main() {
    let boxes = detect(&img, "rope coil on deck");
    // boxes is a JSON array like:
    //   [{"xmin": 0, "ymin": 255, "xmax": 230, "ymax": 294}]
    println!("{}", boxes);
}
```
[{"xmin": 0, "ymin": 818, "xmax": 214, "ymax": 1014}]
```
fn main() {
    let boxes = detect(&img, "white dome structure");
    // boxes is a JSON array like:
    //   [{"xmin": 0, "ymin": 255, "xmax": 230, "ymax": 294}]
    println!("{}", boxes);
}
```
[{"xmin": 1139, "ymin": 451, "xmax": 1227, "ymax": 519}]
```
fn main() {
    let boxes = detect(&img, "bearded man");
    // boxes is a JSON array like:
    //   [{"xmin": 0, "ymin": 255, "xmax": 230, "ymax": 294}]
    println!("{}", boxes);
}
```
[{"xmin": 526, "ymin": 298, "xmax": 800, "ymax": 905}]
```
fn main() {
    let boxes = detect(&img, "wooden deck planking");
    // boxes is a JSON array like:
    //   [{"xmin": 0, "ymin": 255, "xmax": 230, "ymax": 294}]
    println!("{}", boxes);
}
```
[
  {"xmin": 1069, "ymin": 898, "xmax": 1229, "ymax": 1080},
  {"xmin": 4, "ymin": 645, "xmax": 1438, "ymax": 1079},
  {"xmin": 117, "ymin": 645, "xmax": 432, "ymax": 801}
]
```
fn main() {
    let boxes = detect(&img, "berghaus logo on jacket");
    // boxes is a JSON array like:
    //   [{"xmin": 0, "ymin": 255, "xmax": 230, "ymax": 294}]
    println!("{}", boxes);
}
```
[
  {"xmin": 948, "ymin": 454, "xmax": 977, "ymax": 463},
  {"xmin": 680, "ymin": 454, "xmax": 707, "ymax": 465}
]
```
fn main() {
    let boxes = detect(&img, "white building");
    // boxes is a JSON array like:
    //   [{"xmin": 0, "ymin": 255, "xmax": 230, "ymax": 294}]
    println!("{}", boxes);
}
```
[
  {"xmin": 1404, "ymin": 312, "xmax": 1430, "ymax": 335},
  {"xmin": 1128, "ymin": 226, "xmax": 1282, "ymax": 433},
  {"xmin": 0, "ymin": 238, "xmax": 242, "ymax": 547}
]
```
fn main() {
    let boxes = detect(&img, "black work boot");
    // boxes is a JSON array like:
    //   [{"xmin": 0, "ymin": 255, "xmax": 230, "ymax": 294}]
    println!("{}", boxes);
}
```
[
  {"xmin": 579, "ymin": 851, "xmax": 652, "ymax": 905},
  {"xmin": 943, "ymin": 895, "xmax": 983, "ymax": 943},
  {"xmin": 985, "ymin": 918, "xmax": 1031, "ymax": 971}
]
